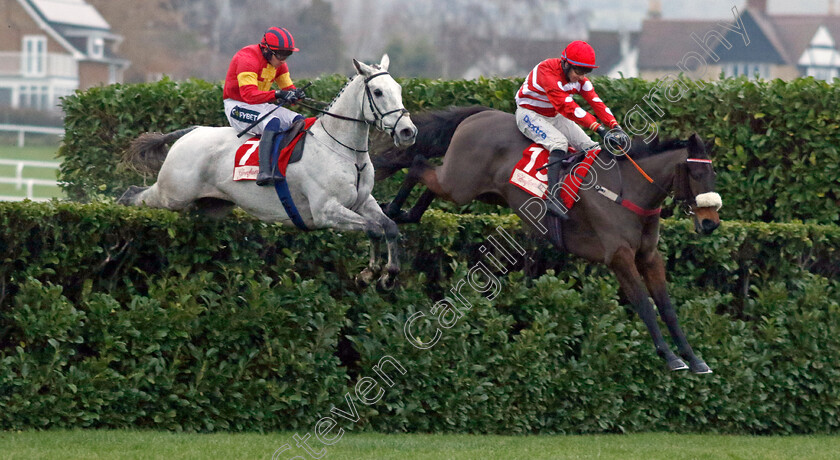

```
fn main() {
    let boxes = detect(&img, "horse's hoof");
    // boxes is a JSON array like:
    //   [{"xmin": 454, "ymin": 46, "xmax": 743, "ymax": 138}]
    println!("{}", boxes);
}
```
[
  {"xmin": 376, "ymin": 273, "xmax": 397, "ymax": 292},
  {"xmin": 385, "ymin": 209, "xmax": 408, "ymax": 224},
  {"xmin": 690, "ymin": 360, "xmax": 713, "ymax": 374},
  {"xmin": 666, "ymin": 357, "xmax": 689, "ymax": 371},
  {"xmin": 117, "ymin": 185, "xmax": 147, "ymax": 206},
  {"xmin": 355, "ymin": 269, "xmax": 377, "ymax": 289}
]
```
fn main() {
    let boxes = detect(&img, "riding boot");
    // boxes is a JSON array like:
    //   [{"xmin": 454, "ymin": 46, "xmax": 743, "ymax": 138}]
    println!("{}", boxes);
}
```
[
  {"xmin": 545, "ymin": 149, "xmax": 569, "ymax": 220},
  {"xmin": 256, "ymin": 129, "xmax": 282, "ymax": 186}
]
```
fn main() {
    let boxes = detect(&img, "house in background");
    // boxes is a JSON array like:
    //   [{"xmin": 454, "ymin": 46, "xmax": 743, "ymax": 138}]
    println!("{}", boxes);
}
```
[
  {"xmin": 638, "ymin": 0, "xmax": 840, "ymax": 81},
  {"xmin": 0, "ymin": 0, "xmax": 129, "ymax": 113}
]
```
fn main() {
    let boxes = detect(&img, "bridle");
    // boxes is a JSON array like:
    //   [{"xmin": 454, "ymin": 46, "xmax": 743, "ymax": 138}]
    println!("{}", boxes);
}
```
[
  {"xmin": 673, "ymin": 157, "xmax": 715, "ymax": 216},
  {"xmin": 592, "ymin": 146, "xmax": 717, "ymax": 218},
  {"xmin": 296, "ymin": 72, "xmax": 410, "ymax": 153}
]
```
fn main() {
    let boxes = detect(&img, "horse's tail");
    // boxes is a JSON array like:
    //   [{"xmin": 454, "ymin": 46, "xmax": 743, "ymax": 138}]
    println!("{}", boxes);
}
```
[
  {"xmin": 372, "ymin": 106, "xmax": 492, "ymax": 181},
  {"xmin": 123, "ymin": 126, "xmax": 198, "ymax": 175}
]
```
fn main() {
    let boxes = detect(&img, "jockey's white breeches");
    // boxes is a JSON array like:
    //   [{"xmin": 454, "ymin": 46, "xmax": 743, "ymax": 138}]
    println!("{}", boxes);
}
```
[
  {"xmin": 515, "ymin": 107, "xmax": 599, "ymax": 154},
  {"xmin": 223, "ymin": 99, "xmax": 301, "ymax": 136}
]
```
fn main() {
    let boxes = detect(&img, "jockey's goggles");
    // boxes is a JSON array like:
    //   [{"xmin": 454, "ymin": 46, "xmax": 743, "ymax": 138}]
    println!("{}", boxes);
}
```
[
  {"xmin": 570, "ymin": 65, "xmax": 593, "ymax": 75},
  {"xmin": 271, "ymin": 49, "xmax": 293, "ymax": 60}
]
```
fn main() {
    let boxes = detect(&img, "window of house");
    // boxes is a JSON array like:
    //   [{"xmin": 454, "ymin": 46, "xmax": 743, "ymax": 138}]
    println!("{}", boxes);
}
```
[
  {"xmin": 89, "ymin": 37, "xmax": 104, "ymax": 58},
  {"xmin": 22, "ymin": 35, "xmax": 47, "ymax": 77},
  {"xmin": 806, "ymin": 66, "xmax": 838, "ymax": 81},
  {"xmin": 0, "ymin": 88, "xmax": 12, "ymax": 107},
  {"xmin": 724, "ymin": 62, "xmax": 768, "ymax": 79},
  {"xmin": 18, "ymin": 85, "xmax": 53, "ymax": 110}
]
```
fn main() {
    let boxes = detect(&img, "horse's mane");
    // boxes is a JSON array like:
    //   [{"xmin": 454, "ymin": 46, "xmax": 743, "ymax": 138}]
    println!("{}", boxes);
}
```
[
  {"xmin": 620, "ymin": 136, "xmax": 690, "ymax": 161},
  {"xmin": 371, "ymin": 106, "xmax": 493, "ymax": 180},
  {"xmin": 323, "ymin": 64, "xmax": 387, "ymax": 112}
]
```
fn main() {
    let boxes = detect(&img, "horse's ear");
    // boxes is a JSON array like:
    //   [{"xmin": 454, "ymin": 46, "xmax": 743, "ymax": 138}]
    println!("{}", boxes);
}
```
[
  {"xmin": 353, "ymin": 58, "xmax": 372, "ymax": 77},
  {"xmin": 380, "ymin": 54, "xmax": 390, "ymax": 71},
  {"xmin": 687, "ymin": 133, "xmax": 705, "ymax": 156}
]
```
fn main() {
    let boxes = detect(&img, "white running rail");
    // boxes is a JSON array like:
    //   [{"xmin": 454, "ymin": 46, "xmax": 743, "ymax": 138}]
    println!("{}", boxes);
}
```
[
  {"xmin": 0, "ymin": 158, "xmax": 60, "ymax": 201},
  {"xmin": 0, "ymin": 124, "xmax": 64, "ymax": 147}
]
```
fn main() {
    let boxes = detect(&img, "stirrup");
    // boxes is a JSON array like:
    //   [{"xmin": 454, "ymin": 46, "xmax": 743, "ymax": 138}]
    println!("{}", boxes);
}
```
[{"xmin": 256, "ymin": 172, "xmax": 283, "ymax": 186}]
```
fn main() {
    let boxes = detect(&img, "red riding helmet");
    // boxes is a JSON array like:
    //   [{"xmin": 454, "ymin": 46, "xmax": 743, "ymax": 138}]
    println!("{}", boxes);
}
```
[
  {"xmin": 561, "ymin": 40, "xmax": 598, "ymax": 68},
  {"xmin": 260, "ymin": 27, "xmax": 299, "ymax": 53}
]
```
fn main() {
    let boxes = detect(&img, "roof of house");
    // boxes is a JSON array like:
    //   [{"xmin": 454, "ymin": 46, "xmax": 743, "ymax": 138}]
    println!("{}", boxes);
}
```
[
  {"xmin": 587, "ymin": 30, "xmax": 640, "ymax": 76},
  {"xmin": 638, "ymin": 8, "xmax": 840, "ymax": 70},
  {"xmin": 18, "ymin": 0, "xmax": 124, "ymax": 62},
  {"xmin": 637, "ymin": 18, "xmax": 722, "ymax": 69},
  {"xmin": 768, "ymin": 14, "xmax": 840, "ymax": 65},
  {"xmin": 29, "ymin": 0, "xmax": 110, "ymax": 30}
]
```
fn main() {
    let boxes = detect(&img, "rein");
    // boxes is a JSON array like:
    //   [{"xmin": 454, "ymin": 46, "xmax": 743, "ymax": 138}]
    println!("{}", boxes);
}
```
[
  {"xmin": 594, "ymin": 146, "xmax": 712, "ymax": 218},
  {"xmin": 296, "ymin": 72, "xmax": 410, "ymax": 154}
]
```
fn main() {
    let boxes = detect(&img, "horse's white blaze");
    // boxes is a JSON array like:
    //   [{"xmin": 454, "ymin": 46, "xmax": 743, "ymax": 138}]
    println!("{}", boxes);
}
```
[{"xmin": 695, "ymin": 192, "xmax": 722, "ymax": 210}]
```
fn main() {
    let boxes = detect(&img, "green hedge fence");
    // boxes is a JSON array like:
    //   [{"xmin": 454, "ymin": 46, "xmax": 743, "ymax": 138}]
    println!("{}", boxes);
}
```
[{"xmin": 1, "ymin": 201, "xmax": 838, "ymax": 433}]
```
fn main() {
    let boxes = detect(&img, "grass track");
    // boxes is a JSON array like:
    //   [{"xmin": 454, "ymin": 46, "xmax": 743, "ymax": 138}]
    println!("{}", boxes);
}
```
[{"xmin": 1, "ymin": 431, "xmax": 839, "ymax": 460}]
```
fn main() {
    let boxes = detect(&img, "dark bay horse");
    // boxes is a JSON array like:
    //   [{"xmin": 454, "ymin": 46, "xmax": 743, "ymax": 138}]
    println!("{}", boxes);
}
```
[{"xmin": 374, "ymin": 107, "xmax": 722, "ymax": 374}]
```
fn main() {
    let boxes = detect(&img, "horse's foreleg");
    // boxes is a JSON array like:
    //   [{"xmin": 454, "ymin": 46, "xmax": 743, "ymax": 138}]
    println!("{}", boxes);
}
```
[
  {"xmin": 358, "ymin": 196, "xmax": 400, "ymax": 290},
  {"xmin": 401, "ymin": 189, "xmax": 437, "ymax": 224},
  {"xmin": 312, "ymin": 199, "xmax": 399, "ymax": 289},
  {"xmin": 384, "ymin": 154, "xmax": 426, "ymax": 218},
  {"xmin": 356, "ymin": 240, "xmax": 382, "ymax": 289},
  {"xmin": 638, "ymin": 251, "xmax": 712, "ymax": 374},
  {"xmin": 609, "ymin": 247, "xmax": 687, "ymax": 371}
]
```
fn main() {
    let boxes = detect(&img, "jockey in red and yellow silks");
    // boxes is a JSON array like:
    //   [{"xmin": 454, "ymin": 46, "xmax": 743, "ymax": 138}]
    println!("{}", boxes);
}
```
[
  {"xmin": 515, "ymin": 40, "xmax": 630, "ymax": 218},
  {"xmin": 223, "ymin": 44, "xmax": 295, "ymax": 104},
  {"xmin": 223, "ymin": 27, "xmax": 307, "ymax": 186}
]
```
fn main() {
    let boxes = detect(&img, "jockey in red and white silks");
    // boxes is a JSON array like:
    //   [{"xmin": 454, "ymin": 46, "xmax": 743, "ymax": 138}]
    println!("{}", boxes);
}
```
[
  {"xmin": 514, "ymin": 40, "xmax": 629, "ymax": 217},
  {"xmin": 223, "ymin": 26, "xmax": 306, "ymax": 185}
]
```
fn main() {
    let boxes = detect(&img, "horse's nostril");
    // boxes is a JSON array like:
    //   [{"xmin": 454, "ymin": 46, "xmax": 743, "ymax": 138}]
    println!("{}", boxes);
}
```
[
  {"xmin": 400, "ymin": 128, "xmax": 415, "ymax": 139},
  {"xmin": 702, "ymin": 219, "xmax": 718, "ymax": 232}
]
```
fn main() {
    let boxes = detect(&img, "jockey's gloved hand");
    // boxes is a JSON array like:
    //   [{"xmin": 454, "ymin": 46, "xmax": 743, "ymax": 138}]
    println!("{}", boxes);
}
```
[
  {"xmin": 600, "ymin": 125, "xmax": 631, "ymax": 154},
  {"xmin": 292, "ymin": 88, "xmax": 306, "ymax": 101},
  {"xmin": 596, "ymin": 125, "xmax": 608, "ymax": 140},
  {"xmin": 275, "ymin": 89, "xmax": 299, "ymax": 104}
]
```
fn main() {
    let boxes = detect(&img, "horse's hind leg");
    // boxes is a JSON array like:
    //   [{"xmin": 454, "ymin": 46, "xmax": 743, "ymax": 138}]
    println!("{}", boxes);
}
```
[
  {"xmin": 117, "ymin": 183, "xmax": 193, "ymax": 210},
  {"xmin": 117, "ymin": 185, "xmax": 149, "ymax": 206}
]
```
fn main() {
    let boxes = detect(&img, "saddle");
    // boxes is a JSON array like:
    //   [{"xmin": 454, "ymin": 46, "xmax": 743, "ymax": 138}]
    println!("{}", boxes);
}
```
[
  {"xmin": 233, "ymin": 117, "xmax": 316, "ymax": 181},
  {"xmin": 276, "ymin": 117, "xmax": 310, "ymax": 166}
]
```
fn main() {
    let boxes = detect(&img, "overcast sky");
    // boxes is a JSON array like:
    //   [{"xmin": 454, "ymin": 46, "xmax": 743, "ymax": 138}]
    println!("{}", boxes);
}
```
[{"xmin": 574, "ymin": 0, "xmax": 833, "ymax": 30}]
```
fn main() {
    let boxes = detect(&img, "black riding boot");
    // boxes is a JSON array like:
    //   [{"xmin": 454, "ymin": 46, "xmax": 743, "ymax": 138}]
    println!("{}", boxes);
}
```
[
  {"xmin": 256, "ymin": 129, "xmax": 282, "ymax": 186},
  {"xmin": 545, "ymin": 149, "xmax": 569, "ymax": 219}
]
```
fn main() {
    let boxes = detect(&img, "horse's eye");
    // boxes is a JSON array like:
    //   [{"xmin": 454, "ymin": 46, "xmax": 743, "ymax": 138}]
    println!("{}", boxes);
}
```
[{"xmin": 374, "ymin": 89, "xmax": 383, "ymax": 97}]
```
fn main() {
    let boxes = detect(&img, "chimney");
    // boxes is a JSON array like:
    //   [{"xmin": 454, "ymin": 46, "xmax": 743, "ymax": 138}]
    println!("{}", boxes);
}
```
[
  {"xmin": 647, "ymin": 0, "xmax": 662, "ymax": 19},
  {"xmin": 747, "ymin": 0, "xmax": 768, "ymax": 14}
]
